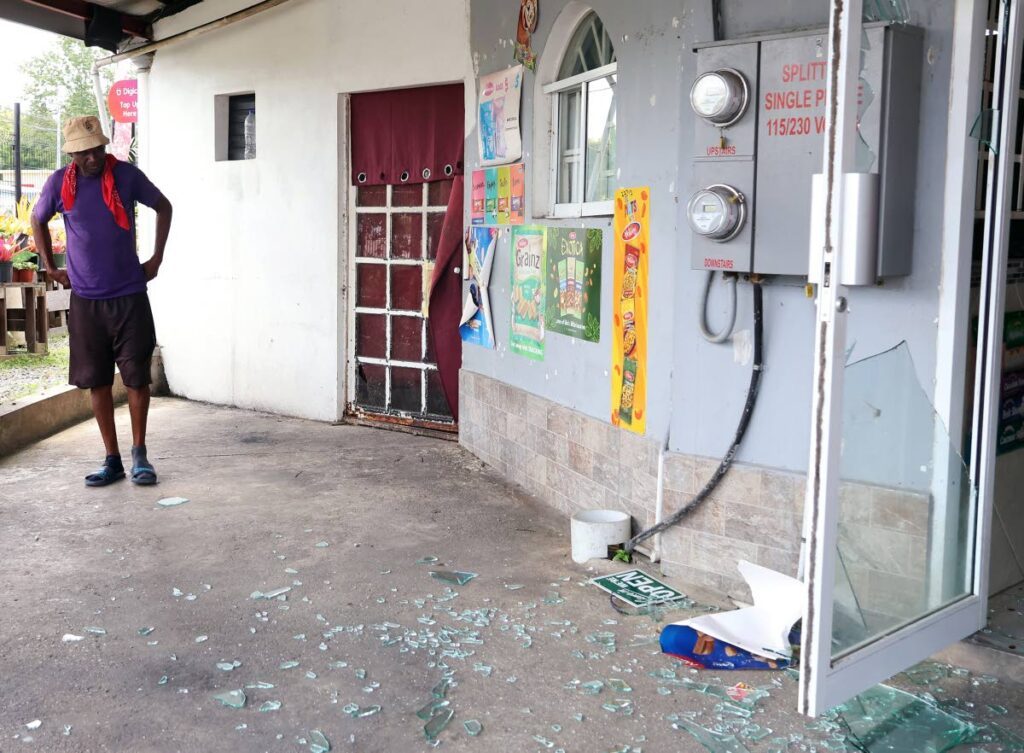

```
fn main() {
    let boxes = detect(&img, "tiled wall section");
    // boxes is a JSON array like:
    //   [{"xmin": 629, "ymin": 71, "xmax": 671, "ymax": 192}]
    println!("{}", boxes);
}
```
[{"xmin": 459, "ymin": 370, "xmax": 929, "ymax": 618}]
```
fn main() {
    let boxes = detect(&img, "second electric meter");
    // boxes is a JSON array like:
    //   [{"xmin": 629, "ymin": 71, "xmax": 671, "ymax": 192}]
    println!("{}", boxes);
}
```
[
  {"xmin": 689, "ymin": 69, "xmax": 749, "ymax": 126},
  {"xmin": 687, "ymin": 184, "xmax": 746, "ymax": 242}
]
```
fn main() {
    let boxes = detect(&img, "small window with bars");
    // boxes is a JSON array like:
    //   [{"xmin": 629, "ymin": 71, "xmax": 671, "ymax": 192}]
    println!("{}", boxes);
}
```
[{"xmin": 214, "ymin": 92, "xmax": 256, "ymax": 162}]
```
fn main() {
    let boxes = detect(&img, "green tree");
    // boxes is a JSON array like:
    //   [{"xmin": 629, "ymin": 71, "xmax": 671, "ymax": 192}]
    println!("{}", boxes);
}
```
[
  {"xmin": 20, "ymin": 36, "xmax": 114, "ymax": 124},
  {"xmin": 3, "ymin": 37, "xmax": 116, "ymax": 170}
]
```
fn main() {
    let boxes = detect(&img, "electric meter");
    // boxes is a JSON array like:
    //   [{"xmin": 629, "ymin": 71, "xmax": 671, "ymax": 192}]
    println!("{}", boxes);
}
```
[
  {"xmin": 689, "ymin": 68, "xmax": 749, "ymax": 127},
  {"xmin": 687, "ymin": 184, "xmax": 746, "ymax": 242}
]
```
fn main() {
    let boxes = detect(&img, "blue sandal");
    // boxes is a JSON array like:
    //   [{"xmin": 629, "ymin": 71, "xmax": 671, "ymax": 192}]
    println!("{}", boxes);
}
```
[
  {"xmin": 85, "ymin": 464, "xmax": 126, "ymax": 487},
  {"xmin": 131, "ymin": 461, "xmax": 158, "ymax": 486}
]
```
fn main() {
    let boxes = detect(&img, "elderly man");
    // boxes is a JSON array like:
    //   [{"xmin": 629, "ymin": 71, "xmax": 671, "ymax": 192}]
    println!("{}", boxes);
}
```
[{"xmin": 31, "ymin": 115, "xmax": 172, "ymax": 487}]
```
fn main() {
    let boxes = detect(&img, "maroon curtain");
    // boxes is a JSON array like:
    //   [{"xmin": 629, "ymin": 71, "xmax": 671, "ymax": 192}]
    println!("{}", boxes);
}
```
[
  {"xmin": 350, "ymin": 84, "xmax": 464, "ymax": 187},
  {"xmin": 427, "ymin": 175, "xmax": 464, "ymax": 422}
]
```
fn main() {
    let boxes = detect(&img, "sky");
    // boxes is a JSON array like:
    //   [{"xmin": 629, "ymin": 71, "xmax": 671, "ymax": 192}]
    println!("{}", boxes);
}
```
[{"xmin": 0, "ymin": 20, "xmax": 61, "ymax": 106}]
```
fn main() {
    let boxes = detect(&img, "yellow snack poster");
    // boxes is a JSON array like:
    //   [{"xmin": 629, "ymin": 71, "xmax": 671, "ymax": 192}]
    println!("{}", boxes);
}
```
[{"xmin": 610, "ymin": 187, "xmax": 649, "ymax": 435}]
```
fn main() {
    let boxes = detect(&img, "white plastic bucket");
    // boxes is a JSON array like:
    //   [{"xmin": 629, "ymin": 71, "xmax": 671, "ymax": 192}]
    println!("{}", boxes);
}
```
[{"xmin": 570, "ymin": 509, "xmax": 631, "ymax": 564}]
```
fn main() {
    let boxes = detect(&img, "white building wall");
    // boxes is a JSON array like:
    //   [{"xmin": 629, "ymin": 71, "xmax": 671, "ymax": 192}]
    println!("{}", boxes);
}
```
[{"xmin": 146, "ymin": 0, "xmax": 472, "ymax": 420}]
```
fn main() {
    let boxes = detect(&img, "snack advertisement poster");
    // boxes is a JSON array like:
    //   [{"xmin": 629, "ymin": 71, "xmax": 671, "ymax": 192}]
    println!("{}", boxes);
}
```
[
  {"xmin": 610, "ymin": 187, "xmax": 649, "ymax": 435},
  {"xmin": 509, "ymin": 225, "xmax": 546, "ymax": 361},
  {"xmin": 471, "ymin": 164, "xmax": 525, "ymax": 226},
  {"xmin": 544, "ymin": 227, "xmax": 602, "ymax": 342},
  {"xmin": 478, "ymin": 65, "xmax": 524, "ymax": 167}
]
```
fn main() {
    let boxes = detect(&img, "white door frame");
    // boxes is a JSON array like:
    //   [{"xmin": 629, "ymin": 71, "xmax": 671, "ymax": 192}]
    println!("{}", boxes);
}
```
[{"xmin": 800, "ymin": 0, "xmax": 1020, "ymax": 717}]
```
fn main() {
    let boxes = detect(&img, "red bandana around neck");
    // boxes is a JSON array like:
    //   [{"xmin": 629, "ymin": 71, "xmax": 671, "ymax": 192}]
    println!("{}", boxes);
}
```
[{"xmin": 61, "ymin": 154, "xmax": 130, "ymax": 231}]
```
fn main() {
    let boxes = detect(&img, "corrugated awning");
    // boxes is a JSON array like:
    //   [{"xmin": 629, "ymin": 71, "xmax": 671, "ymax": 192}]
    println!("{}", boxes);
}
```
[{"xmin": 0, "ymin": 0, "xmax": 204, "ymax": 48}]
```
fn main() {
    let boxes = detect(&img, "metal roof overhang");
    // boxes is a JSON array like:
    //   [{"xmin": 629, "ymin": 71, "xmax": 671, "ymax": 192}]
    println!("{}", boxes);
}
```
[{"xmin": 0, "ymin": 0, "xmax": 204, "ymax": 45}]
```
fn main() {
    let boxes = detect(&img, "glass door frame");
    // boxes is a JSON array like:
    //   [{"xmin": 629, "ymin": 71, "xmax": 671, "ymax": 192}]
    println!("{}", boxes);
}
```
[{"xmin": 799, "ymin": 0, "xmax": 1020, "ymax": 716}]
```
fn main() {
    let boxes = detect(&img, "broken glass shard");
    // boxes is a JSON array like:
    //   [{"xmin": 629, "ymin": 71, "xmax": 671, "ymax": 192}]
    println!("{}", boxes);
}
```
[
  {"xmin": 157, "ymin": 675, "xmax": 168, "ymax": 685},
  {"xmin": 259, "ymin": 700, "xmax": 282, "ymax": 712},
  {"xmin": 25, "ymin": 720, "xmax": 41, "ymax": 730},
  {"xmin": 715, "ymin": 702, "xmax": 752, "ymax": 718},
  {"xmin": 84, "ymin": 627, "xmax": 106, "ymax": 636},
  {"xmin": 417, "ymin": 696, "xmax": 450, "ymax": 721},
  {"xmin": 416, "ymin": 556, "xmax": 440, "ymax": 564},
  {"xmin": 679, "ymin": 679, "xmax": 768, "ymax": 710},
  {"xmin": 533, "ymin": 735, "xmax": 555, "ymax": 748},
  {"xmin": 212, "ymin": 689, "xmax": 246, "ymax": 709},
  {"xmin": 431, "ymin": 678, "xmax": 450, "ymax": 698},
  {"xmin": 216, "ymin": 662, "xmax": 236, "ymax": 671},
  {"xmin": 138, "ymin": 627, "xmax": 155, "ymax": 636},
  {"xmin": 673, "ymin": 718, "xmax": 751, "ymax": 753},
  {"xmin": 250, "ymin": 586, "xmax": 291, "ymax": 600},
  {"xmin": 601, "ymin": 699, "xmax": 634, "ymax": 715},
  {"xmin": 194, "ymin": 635, "xmax": 208, "ymax": 643},
  {"xmin": 429, "ymin": 570, "xmax": 478, "ymax": 586},
  {"xmin": 544, "ymin": 592, "xmax": 565, "ymax": 605},
  {"xmin": 348, "ymin": 705, "xmax": 381, "ymax": 718},
  {"xmin": 63, "ymin": 725, "xmax": 72, "ymax": 736},
  {"xmin": 157, "ymin": 496, "xmax": 189, "ymax": 507},
  {"xmin": 172, "ymin": 587, "xmax": 183, "ymax": 597},
  {"xmin": 279, "ymin": 660, "xmax": 300, "ymax": 670},
  {"xmin": 246, "ymin": 681, "xmax": 274, "ymax": 689},
  {"xmin": 464, "ymin": 719, "xmax": 483, "ymax": 736},
  {"xmin": 424, "ymin": 708, "xmax": 454, "ymax": 741},
  {"xmin": 315, "ymin": 541, "xmax": 330, "ymax": 548},
  {"xmin": 62, "ymin": 634, "xmax": 84, "ymax": 643},
  {"xmin": 580, "ymin": 680, "xmax": 604, "ymax": 695},
  {"xmin": 309, "ymin": 729, "xmax": 331, "ymax": 753},
  {"xmin": 305, "ymin": 671, "xmax": 317, "ymax": 680},
  {"xmin": 608, "ymin": 678, "xmax": 632, "ymax": 693},
  {"xmin": 833, "ymin": 684, "xmax": 979, "ymax": 752}
]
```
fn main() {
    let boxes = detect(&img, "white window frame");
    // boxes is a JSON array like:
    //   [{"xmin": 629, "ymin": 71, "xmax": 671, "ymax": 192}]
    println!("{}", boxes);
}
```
[{"xmin": 543, "ymin": 62, "xmax": 617, "ymax": 218}]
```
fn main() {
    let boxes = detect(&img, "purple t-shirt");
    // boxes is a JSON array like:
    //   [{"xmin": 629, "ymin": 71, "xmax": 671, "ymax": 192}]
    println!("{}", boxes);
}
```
[{"xmin": 33, "ymin": 162, "xmax": 164, "ymax": 300}]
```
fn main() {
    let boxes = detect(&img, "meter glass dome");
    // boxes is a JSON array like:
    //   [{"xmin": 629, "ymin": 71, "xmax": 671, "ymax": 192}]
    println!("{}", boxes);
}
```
[
  {"xmin": 691, "ymin": 73, "xmax": 730, "ymax": 119},
  {"xmin": 687, "ymin": 185, "xmax": 745, "ymax": 242},
  {"xmin": 689, "ymin": 69, "xmax": 748, "ymax": 126}
]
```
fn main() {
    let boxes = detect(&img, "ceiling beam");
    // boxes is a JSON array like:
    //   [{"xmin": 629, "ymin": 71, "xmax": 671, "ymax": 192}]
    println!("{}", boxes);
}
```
[{"xmin": 15, "ymin": 0, "xmax": 152, "ymax": 39}]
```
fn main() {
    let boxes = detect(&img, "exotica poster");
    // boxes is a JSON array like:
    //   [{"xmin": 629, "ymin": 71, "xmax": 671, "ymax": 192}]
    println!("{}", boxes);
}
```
[
  {"xmin": 509, "ymin": 225, "xmax": 546, "ymax": 360},
  {"xmin": 610, "ymin": 188, "xmax": 649, "ymax": 435},
  {"xmin": 543, "ymin": 227, "xmax": 602, "ymax": 342},
  {"xmin": 478, "ymin": 65, "xmax": 524, "ymax": 167}
]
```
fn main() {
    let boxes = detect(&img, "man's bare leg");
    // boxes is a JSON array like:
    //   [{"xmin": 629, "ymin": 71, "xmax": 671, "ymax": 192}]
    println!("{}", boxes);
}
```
[
  {"xmin": 85, "ymin": 385, "xmax": 125, "ymax": 486},
  {"xmin": 91, "ymin": 385, "xmax": 119, "ymax": 456},
  {"xmin": 127, "ymin": 385, "xmax": 150, "ymax": 448},
  {"xmin": 127, "ymin": 385, "xmax": 157, "ymax": 485}
]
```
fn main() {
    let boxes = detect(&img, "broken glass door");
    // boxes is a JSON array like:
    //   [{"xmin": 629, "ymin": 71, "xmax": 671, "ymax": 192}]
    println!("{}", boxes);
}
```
[
  {"xmin": 800, "ymin": 0, "xmax": 1021, "ymax": 716},
  {"xmin": 348, "ymin": 181, "xmax": 455, "ymax": 427}
]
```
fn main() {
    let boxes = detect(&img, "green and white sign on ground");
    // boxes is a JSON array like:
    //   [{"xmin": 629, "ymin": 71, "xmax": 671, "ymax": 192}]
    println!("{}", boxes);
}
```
[{"xmin": 589, "ymin": 569, "xmax": 687, "ymax": 608}]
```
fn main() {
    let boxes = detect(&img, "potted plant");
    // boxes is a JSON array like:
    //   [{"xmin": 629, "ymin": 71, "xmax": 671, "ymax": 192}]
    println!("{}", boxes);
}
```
[
  {"xmin": 51, "ymin": 230, "xmax": 67, "ymax": 269},
  {"xmin": 0, "ymin": 237, "xmax": 13, "ymax": 283},
  {"xmin": 12, "ymin": 249, "xmax": 38, "ymax": 283}
]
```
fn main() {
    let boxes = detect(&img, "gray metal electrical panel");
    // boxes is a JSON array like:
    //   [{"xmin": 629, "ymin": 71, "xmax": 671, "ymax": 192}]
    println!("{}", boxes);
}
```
[{"xmin": 688, "ymin": 24, "xmax": 923, "ymax": 278}]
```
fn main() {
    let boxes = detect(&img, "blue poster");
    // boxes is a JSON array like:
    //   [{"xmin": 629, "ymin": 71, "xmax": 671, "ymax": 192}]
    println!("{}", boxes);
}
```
[{"xmin": 460, "ymin": 227, "xmax": 497, "ymax": 349}]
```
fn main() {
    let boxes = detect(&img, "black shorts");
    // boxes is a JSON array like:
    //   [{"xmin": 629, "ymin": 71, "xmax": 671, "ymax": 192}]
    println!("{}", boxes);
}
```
[{"xmin": 68, "ymin": 292, "xmax": 156, "ymax": 389}]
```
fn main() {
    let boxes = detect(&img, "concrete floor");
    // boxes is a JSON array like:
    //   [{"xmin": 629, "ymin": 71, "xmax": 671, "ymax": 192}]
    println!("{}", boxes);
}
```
[{"xmin": 1, "ymin": 398, "xmax": 1022, "ymax": 752}]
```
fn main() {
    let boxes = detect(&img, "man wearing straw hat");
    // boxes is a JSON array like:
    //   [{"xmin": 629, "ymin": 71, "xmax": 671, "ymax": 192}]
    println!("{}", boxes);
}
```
[{"xmin": 31, "ymin": 115, "xmax": 173, "ymax": 487}]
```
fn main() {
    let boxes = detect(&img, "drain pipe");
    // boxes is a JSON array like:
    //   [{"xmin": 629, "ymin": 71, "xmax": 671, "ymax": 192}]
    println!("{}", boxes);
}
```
[{"xmin": 91, "ymin": 0, "xmax": 294, "ymax": 132}]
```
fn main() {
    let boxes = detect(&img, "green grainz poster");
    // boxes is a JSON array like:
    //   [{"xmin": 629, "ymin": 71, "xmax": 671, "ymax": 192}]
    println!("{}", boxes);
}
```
[
  {"xmin": 510, "ymin": 226, "xmax": 546, "ymax": 360},
  {"xmin": 544, "ymin": 227, "xmax": 602, "ymax": 342}
]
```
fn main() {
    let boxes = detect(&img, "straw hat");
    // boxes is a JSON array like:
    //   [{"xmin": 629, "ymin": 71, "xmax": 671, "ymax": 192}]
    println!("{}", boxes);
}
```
[{"xmin": 62, "ymin": 116, "xmax": 110, "ymax": 154}]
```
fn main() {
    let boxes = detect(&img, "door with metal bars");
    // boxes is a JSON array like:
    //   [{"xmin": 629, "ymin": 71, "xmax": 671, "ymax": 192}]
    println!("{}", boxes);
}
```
[{"xmin": 347, "ymin": 180, "xmax": 455, "ymax": 429}]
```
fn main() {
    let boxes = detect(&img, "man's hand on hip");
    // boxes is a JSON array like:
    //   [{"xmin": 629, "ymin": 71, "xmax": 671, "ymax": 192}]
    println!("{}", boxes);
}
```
[
  {"xmin": 49, "ymin": 269, "xmax": 70, "ymax": 288},
  {"xmin": 142, "ymin": 257, "xmax": 161, "ymax": 281}
]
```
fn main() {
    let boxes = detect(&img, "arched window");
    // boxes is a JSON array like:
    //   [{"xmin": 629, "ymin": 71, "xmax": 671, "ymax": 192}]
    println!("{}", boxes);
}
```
[{"xmin": 543, "ymin": 11, "xmax": 617, "ymax": 217}]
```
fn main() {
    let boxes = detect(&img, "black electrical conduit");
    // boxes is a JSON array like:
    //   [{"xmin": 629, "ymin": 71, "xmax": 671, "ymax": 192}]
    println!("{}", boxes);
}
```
[{"xmin": 623, "ymin": 279, "xmax": 764, "ymax": 555}]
